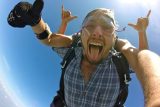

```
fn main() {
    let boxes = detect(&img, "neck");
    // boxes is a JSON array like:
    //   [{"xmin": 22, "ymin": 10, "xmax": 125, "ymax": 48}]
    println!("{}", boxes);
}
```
[
  {"xmin": 81, "ymin": 56, "xmax": 97, "ymax": 82},
  {"xmin": 82, "ymin": 56, "xmax": 97, "ymax": 67}
]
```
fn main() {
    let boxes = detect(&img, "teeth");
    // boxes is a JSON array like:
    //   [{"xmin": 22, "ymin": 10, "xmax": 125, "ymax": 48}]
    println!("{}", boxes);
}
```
[
  {"xmin": 89, "ymin": 42, "xmax": 102, "ymax": 46},
  {"xmin": 88, "ymin": 42, "xmax": 103, "ymax": 60}
]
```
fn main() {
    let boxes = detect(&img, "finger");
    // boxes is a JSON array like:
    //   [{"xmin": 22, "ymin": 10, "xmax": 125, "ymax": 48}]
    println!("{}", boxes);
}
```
[
  {"xmin": 62, "ymin": 4, "xmax": 64, "ymax": 12},
  {"xmin": 146, "ymin": 10, "xmax": 151, "ymax": 18},
  {"xmin": 32, "ymin": 0, "xmax": 44, "ymax": 14},
  {"xmin": 128, "ymin": 23, "xmax": 136, "ymax": 28},
  {"xmin": 71, "ymin": 16, "xmax": 78, "ymax": 20},
  {"xmin": 63, "ymin": 11, "xmax": 69, "ymax": 18},
  {"xmin": 138, "ymin": 18, "xmax": 141, "ymax": 23},
  {"xmin": 61, "ymin": 5, "xmax": 64, "ymax": 17},
  {"xmin": 68, "ymin": 16, "xmax": 78, "ymax": 21},
  {"xmin": 65, "ymin": 11, "xmax": 71, "ymax": 17}
]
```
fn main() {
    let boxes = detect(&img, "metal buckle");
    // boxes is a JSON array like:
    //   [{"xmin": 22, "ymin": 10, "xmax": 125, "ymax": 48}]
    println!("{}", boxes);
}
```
[
  {"xmin": 61, "ymin": 60, "xmax": 67, "ymax": 69},
  {"xmin": 124, "ymin": 74, "xmax": 130, "ymax": 85}
]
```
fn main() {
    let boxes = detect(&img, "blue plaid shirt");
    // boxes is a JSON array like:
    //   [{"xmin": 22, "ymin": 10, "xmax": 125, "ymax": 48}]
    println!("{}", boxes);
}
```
[{"xmin": 53, "ymin": 47, "xmax": 120, "ymax": 107}]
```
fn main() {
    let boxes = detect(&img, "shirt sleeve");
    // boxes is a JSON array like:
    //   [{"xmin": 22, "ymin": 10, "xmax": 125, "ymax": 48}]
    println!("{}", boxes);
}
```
[
  {"xmin": 51, "ymin": 32, "xmax": 80, "ymax": 58},
  {"xmin": 52, "ymin": 47, "xmax": 69, "ymax": 58}
]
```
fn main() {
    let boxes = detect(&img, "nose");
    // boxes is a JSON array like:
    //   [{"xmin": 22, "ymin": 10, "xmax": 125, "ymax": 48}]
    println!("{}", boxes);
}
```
[{"xmin": 92, "ymin": 26, "xmax": 103, "ymax": 38}]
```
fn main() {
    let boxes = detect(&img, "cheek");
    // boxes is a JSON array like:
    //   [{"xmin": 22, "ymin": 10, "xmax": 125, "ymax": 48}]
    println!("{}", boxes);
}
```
[
  {"xmin": 81, "ymin": 30, "xmax": 90, "ymax": 47},
  {"xmin": 81, "ymin": 35, "xmax": 88, "ymax": 51},
  {"xmin": 104, "ymin": 36, "xmax": 113, "ymax": 45},
  {"xmin": 103, "ymin": 37, "xmax": 114, "ymax": 49}
]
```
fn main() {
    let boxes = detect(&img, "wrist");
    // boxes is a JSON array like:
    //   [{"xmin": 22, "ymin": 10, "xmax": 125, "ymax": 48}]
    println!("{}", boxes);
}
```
[
  {"xmin": 61, "ymin": 20, "xmax": 68, "ymax": 25},
  {"xmin": 138, "ymin": 28, "xmax": 147, "ymax": 33},
  {"xmin": 138, "ymin": 31, "xmax": 146, "ymax": 35},
  {"xmin": 32, "ymin": 18, "xmax": 46, "ymax": 34}
]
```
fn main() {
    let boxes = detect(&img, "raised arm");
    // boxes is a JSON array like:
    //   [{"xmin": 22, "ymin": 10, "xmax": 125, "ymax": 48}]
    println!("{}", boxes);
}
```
[
  {"xmin": 32, "ymin": 19, "xmax": 72, "ymax": 47},
  {"xmin": 116, "ymin": 16, "xmax": 160, "ymax": 105},
  {"xmin": 128, "ymin": 10, "xmax": 151, "ymax": 50},
  {"xmin": 57, "ymin": 5, "xmax": 77, "ymax": 34},
  {"xmin": 8, "ymin": 0, "xmax": 72, "ymax": 48},
  {"xmin": 115, "ymin": 10, "xmax": 151, "ymax": 69}
]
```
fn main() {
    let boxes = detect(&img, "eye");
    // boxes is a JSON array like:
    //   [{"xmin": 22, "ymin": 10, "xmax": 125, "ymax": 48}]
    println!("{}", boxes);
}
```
[
  {"xmin": 86, "ymin": 25, "xmax": 95, "ymax": 29},
  {"xmin": 101, "ymin": 25, "xmax": 111, "ymax": 30},
  {"xmin": 101, "ymin": 25, "xmax": 114, "ymax": 32},
  {"xmin": 106, "ymin": 28, "xmax": 113, "ymax": 32}
]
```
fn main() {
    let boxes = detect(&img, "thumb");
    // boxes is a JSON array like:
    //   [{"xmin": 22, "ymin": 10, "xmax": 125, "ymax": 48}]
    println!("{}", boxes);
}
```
[
  {"xmin": 71, "ymin": 16, "xmax": 78, "ymax": 20},
  {"xmin": 128, "ymin": 23, "xmax": 136, "ymax": 28},
  {"xmin": 32, "ymin": 0, "xmax": 44, "ymax": 14},
  {"xmin": 68, "ymin": 16, "xmax": 77, "ymax": 22}
]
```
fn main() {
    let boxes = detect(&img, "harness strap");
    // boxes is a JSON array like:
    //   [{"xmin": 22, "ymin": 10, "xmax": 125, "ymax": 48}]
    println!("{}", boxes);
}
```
[
  {"xmin": 58, "ymin": 33, "xmax": 81, "ymax": 106},
  {"xmin": 52, "ymin": 33, "xmax": 133, "ymax": 107},
  {"xmin": 112, "ymin": 51, "xmax": 131, "ymax": 107},
  {"xmin": 61, "ymin": 32, "xmax": 81, "ymax": 69}
]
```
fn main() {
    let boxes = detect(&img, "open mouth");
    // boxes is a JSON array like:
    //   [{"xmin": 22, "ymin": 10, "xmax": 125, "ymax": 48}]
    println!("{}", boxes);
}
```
[
  {"xmin": 88, "ymin": 42, "xmax": 103, "ymax": 61},
  {"xmin": 89, "ymin": 42, "xmax": 103, "ymax": 54}
]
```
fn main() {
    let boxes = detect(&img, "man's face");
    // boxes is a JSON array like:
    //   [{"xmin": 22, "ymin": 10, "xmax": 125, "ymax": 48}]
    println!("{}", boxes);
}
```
[{"xmin": 81, "ymin": 14, "xmax": 115, "ymax": 64}]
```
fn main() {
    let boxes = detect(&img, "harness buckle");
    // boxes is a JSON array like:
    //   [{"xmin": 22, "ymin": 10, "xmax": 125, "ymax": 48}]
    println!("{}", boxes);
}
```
[
  {"xmin": 124, "ymin": 74, "xmax": 130, "ymax": 85},
  {"xmin": 61, "ymin": 60, "xmax": 67, "ymax": 69}
]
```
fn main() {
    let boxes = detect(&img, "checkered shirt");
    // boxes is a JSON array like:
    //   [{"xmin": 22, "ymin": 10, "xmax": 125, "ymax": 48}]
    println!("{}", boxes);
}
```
[{"xmin": 53, "ymin": 47, "xmax": 120, "ymax": 107}]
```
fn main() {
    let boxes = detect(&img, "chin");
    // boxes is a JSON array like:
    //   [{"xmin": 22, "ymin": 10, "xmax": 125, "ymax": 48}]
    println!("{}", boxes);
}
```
[{"xmin": 87, "ymin": 58, "xmax": 103, "ymax": 65}]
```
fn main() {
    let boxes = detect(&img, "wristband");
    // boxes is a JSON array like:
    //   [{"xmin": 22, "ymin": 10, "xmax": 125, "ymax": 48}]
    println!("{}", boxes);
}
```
[{"xmin": 36, "ymin": 23, "xmax": 51, "ymax": 40}]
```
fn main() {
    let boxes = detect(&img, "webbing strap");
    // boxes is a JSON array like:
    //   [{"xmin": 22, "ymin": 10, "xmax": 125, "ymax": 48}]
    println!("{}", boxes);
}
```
[
  {"xmin": 58, "ymin": 33, "xmax": 81, "ymax": 106},
  {"xmin": 112, "ymin": 51, "xmax": 131, "ymax": 107},
  {"xmin": 54, "ymin": 33, "xmax": 132, "ymax": 107},
  {"xmin": 61, "ymin": 33, "xmax": 80, "ymax": 69}
]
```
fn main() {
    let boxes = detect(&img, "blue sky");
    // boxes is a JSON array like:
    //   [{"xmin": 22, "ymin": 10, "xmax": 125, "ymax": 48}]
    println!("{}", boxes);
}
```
[{"xmin": 0, "ymin": 0, "xmax": 160, "ymax": 107}]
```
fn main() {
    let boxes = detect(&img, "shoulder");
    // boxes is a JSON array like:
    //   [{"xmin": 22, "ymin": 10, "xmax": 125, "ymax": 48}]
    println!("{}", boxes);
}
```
[
  {"xmin": 116, "ymin": 38, "xmax": 139, "ymax": 72},
  {"xmin": 115, "ymin": 38, "xmax": 136, "ymax": 54}
]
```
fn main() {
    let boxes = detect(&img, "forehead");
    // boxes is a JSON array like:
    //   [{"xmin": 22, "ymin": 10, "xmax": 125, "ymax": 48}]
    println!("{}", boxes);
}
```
[{"xmin": 84, "ymin": 15, "xmax": 114, "ymax": 27}]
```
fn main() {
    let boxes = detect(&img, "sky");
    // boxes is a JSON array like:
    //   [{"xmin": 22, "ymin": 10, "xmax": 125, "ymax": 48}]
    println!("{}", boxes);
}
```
[{"xmin": 0, "ymin": 0, "xmax": 160, "ymax": 107}]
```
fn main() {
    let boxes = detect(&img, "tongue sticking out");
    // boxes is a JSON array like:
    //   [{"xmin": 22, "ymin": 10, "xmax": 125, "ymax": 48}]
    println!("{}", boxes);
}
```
[{"xmin": 89, "ymin": 46, "xmax": 100, "ymax": 61}]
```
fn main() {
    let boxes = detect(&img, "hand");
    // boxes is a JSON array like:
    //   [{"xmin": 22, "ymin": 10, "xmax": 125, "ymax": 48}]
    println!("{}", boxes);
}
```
[
  {"xmin": 7, "ymin": 0, "xmax": 44, "ymax": 28},
  {"xmin": 128, "ymin": 10, "xmax": 151, "ymax": 32},
  {"xmin": 61, "ymin": 5, "xmax": 77, "ymax": 24}
]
